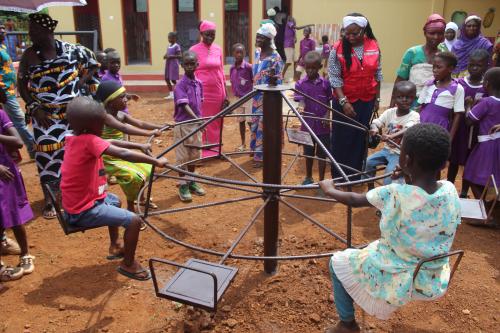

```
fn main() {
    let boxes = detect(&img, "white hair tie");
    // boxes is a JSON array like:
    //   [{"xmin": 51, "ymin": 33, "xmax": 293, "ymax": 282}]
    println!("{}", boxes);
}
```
[{"xmin": 342, "ymin": 16, "xmax": 368, "ymax": 29}]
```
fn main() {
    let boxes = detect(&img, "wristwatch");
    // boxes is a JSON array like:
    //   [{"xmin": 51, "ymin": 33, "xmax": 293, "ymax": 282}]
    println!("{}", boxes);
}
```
[{"xmin": 339, "ymin": 97, "xmax": 348, "ymax": 107}]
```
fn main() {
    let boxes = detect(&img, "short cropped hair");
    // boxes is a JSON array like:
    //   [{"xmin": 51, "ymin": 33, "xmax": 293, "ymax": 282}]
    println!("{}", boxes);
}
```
[
  {"xmin": 402, "ymin": 123, "xmax": 450, "ymax": 173},
  {"xmin": 435, "ymin": 51, "xmax": 458, "ymax": 68}
]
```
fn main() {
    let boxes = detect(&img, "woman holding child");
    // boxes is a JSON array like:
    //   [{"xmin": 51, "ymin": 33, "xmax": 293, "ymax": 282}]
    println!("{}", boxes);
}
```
[
  {"xmin": 391, "ymin": 14, "xmax": 446, "ymax": 105},
  {"xmin": 328, "ymin": 13, "xmax": 382, "ymax": 180},
  {"xmin": 18, "ymin": 13, "xmax": 99, "ymax": 219},
  {"xmin": 190, "ymin": 20, "xmax": 229, "ymax": 158}
]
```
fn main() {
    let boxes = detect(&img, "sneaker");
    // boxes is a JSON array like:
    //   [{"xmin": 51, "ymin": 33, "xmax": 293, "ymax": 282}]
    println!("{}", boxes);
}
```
[
  {"xmin": 0, "ymin": 264, "xmax": 24, "ymax": 282},
  {"xmin": 164, "ymin": 92, "xmax": 174, "ymax": 100},
  {"xmin": 179, "ymin": 184, "xmax": 192, "ymax": 202},
  {"xmin": 0, "ymin": 237, "xmax": 21, "ymax": 255},
  {"xmin": 18, "ymin": 255, "xmax": 35, "ymax": 275},
  {"xmin": 301, "ymin": 177, "xmax": 314, "ymax": 185},
  {"xmin": 189, "ymin": 181, "xmax": 206, "ymax": 196}
]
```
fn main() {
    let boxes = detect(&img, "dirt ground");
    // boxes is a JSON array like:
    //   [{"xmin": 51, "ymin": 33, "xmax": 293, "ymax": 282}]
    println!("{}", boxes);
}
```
[{"xmin": 1, "ymin": 92, "xmax": 499, "ymax": 333}]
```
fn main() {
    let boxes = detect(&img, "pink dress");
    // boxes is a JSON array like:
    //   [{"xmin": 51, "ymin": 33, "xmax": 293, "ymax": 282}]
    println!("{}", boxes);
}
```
[{"xmin": 190, "ymin": 42, "xmax": 226, "ymax": 157}]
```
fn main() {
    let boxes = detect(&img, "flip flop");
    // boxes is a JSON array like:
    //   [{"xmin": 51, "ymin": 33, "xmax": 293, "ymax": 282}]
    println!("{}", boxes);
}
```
[
  {"xmin": 42, "ymin": 205, "xmax": 57, "ymax": 220},
  {"xmin": 134, "ymin": 199, "xmax": 158, "ymax": 209},
  {"xmin": 106, "ymin": 253, "xmax": 124, "ymax": 260},
  {"xmin": 116, "ymin": 266, "xmax": 151, "ymax": 281}
]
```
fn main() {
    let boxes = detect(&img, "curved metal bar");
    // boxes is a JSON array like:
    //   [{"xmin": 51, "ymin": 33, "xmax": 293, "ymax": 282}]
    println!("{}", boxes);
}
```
[
  {"xmin": 219, "ymin": 196, "xmax": 271, "ymax": 264},
  {"xmin": 143, "ymin": 216, "xmax": 337, "ymax": 260},
  {"xmin": 278, "ymin": 197, "xmax": 347, "ymax": 244},
  {"xmin": 279, "ymin": 192, "xmax": 339, "ymax": 203},
  {"xmin": 281, "ymin": 150, "xmax": 300, "ymax": 183},
  {"xmin": 282, "ymin": 92, "xmax": 350, "ymax": 181},
  {"xmin": 291, "ymin": 88, "xmax": 368, "ymax": 131},
  {"xmin": 143, "ymin": 194, "xmax": 262, "ymax": 217},
  {"xmin": 153, "ymin": 160, "xmax": 392, "ymax": 190}
]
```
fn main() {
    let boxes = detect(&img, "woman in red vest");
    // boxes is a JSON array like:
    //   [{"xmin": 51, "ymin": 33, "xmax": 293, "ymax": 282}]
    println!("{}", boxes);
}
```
[{"xmin": 328, "ymin": 13, "xmax": 381, "ymax": 181}]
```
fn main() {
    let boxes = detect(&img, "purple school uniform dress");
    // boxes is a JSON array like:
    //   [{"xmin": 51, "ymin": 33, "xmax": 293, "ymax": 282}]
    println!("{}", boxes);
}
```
[
  {"xmin": 298, "ymin": 37, "xmax": 316, "ymax": 66},
  {"xmin": 284, "ymin": 22, "xmax": 296, "ymax": 48},
  {"xmin": 322, "ymin": 44, "xmax": 331, "ymax": 59},
  {"xmin": 174, "ymin": 75, "xmax": 203, "ymax": 122},
  {"xmin": 463, "ymin": 96, "xmax": 500, "ymax": 187},
  {"xmin": 294, "ymin": 76, "xmax": 332, "ymax": 136},
  {"xmin": 101, "ymin": 70, "xmax": 129, "ymax": 114},
  {"xmin": 165, "ymin": 43, "xmax": 181, "ymax": 81},
  {"xmin": 418, "ymin": 79, "xmax": 465, "ymax": 131},
  {"xmin": 229, "ymin": 61, "xmax": 253, "ymax": 98},
  {"xmin": 0, "ymin": 110, "xmax": 34, "ymax": 229},
  {"xmin": 451, "ymin": 77, "xmax": 487, "ymax": 165}
]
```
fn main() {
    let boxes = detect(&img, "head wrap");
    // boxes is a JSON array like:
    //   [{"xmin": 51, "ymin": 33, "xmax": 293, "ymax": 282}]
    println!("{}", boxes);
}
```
[
  {"xmin": 464, "ymin": 15, "xmax": 481, "ymax": 25},
  {"xmin": 423, "ymin": 14, "xmax": 446, "ymax": 31},
  {"xmin": 267, "ymin": 8, "xmax": 276, "ymax": 17},
  {"xmin": 342, "ymin": 16, "xmax": 368, "ymax": 29},
  {"xmin": 95, "ymin": 80, "xmax": 126, "ymax": 106},
  {"xmin": 444, "ymin": 22, "xmax": 459, "ymax": 51},
  {"xmin": 199, "ymin": 20, "xmax": 216, "ymax": 32},
  {"xmin": 257, "ymin": 23, "xmax": 277, "ymax": 49},
  {"xmin": 28, "ymin": 13, "xmax": 58, "ymax": 32},
  {"xmin": 453, "ymin": 15, "xmax": 492, "ymax": 74}
]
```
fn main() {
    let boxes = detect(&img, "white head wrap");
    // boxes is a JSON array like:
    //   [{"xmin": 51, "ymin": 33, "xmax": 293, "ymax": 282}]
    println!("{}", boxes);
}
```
[
  {"xmin": 464, "ymin": 15, "xmax": 481, "ymax": 25},
  {"xmin": 267, "ymin": 8, "xmax": 276, "ymax": 17},
  {"xmin": 257, "ymin": 23, "xmax": 277, "ymax": 49},
  {"xmin": 444, "ymin": 22, "xmax": 459, "ymax": 51},
  {"xmin": 342, "ymin": 16, "xmax": 368, "ymax": 29},
  {"xmin": 446, "ymin": 22, "xmax": 459, "ymax": 32}
]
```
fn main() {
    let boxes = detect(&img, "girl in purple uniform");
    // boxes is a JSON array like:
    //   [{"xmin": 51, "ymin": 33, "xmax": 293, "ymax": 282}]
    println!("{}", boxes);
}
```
[
  {"xmin": 418, "ymin": 52, "xmax": 465, "ymax": 143},
  {"xmin": 463, "ymin": 68, "xmax": 500, "ymax": 207},
  {"xmin": 163, "ymin": 32, "xmax": 181, "ymax": 100},
  {"xmin": 449, "ymin": 49, "xmax": 489, "ymax": 197},
  {"xmin": 0, "ymin": 101, "xmax": 35, "ymax": 285}
]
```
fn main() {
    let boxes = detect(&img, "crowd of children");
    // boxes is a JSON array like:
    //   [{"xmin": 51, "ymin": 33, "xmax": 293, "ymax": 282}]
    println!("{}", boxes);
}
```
[{"xmin": 0, "ymin": 10, "xmax": 499, "ymax": 332}]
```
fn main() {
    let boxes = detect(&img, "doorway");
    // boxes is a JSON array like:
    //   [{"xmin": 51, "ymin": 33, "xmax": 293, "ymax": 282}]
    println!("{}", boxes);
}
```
[
  {"xmin": 175, "ymin": 0, "xmax": 200, "ymax": 53},
  {"xmin": 73, "ymin": 0, "xmax": 101, "ymax": 50},
  {"xmin": 121, "ymin": 0, "xmax": 151, "ymax": 65},
  {"xmin": 224, "ymin": 0, "xmax": 250, "ymax": 64}
]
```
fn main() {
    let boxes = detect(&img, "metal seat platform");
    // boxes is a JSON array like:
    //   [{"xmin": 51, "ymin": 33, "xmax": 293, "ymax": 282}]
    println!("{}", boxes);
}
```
[{"xmin": 149, "ymin": 258, "xmax": 238, "ymax": 312}]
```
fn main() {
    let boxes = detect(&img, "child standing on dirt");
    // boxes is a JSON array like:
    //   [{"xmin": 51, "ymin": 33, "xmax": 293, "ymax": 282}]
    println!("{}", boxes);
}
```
[
  {"xmin": 0, "ymin": 90, "xmax": 35, "ymax": 285},
  {"xmin": 96, "ymin": 80, "xmax": 166, "ymax": 215},
  {"xmin": 295, "ymin": 26, "xmax": 316, "ymax": 81},
  {"xmin": 101, "ymin": 50, "xmax": 132, "ymax": 114},
  {"xmin": 163, "ymin": 32, "xmax": 181, "ymax": 100},
  {"xmin": 229, "ymin": 43, "xmax": 253, "ymax": 152},
  {"xmin": 463, "ymin": 67, "xmax": 500, "ymax": 207},
  {"xmin": 319, "ymin": 123, "xmax": 461, "ymax": 333},
  {"xmin": 418, "ymin": 52, "xmax": 465, "ymax": 142},
  {"xmin": 174, "ymin": 51, "xmax": 206, "ymax": 202},
  {"xmin": 321, "ymin": 35, "xmax": 330, "ymax": 78},
  {"xmin": 61, "ymin": 96, "xmax": 169, "ymax": 281},
  {"xmin": 450, "ymin": 49, "xmax": 490, "ymax": 197},
  {"xmin": 365, "ymin": 81, "xmax": 420, "ymax": 187},
  {"xmin": 294, "ymin": 51, "xmax": 331, "ymax": 188}
]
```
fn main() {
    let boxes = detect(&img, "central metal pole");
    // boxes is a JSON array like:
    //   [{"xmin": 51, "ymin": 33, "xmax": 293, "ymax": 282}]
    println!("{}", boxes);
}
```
[{"xmin": 262, "ymin": 87, "xmax": 283, "ymax": 274}]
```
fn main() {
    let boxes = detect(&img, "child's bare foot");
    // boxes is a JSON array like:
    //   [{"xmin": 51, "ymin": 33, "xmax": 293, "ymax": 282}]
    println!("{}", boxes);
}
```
[
  {"xmin": 117, "ymin": 261, "xmax": 151, "ymax": 281},
  {"xmin": 325, "ymin": 320, "xmax": 360, "ymax": 333}
]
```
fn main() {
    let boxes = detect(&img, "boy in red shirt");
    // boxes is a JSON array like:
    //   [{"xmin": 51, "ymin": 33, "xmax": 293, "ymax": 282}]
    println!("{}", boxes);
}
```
[{"xmin": 61, "ymin": 97, "xmax": 168, "ymax": 281}]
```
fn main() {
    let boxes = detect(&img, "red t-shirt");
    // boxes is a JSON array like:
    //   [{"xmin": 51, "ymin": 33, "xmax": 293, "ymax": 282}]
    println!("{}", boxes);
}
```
[{"xmin": 61, "ymin": 134, "xmax": 111, "ymax": 214}]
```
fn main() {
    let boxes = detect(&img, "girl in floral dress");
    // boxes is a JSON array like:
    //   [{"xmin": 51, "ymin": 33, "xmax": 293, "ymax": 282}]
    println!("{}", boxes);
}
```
[{"xmin": 320, "ymin": 123, "xmax": 461, "ymax": 333}]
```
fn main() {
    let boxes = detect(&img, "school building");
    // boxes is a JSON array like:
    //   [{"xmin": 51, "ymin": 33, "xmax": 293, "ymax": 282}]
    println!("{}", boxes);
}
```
[{"xmin": 48, "ymin": 0, "xmax": 499, "ymax": 90}]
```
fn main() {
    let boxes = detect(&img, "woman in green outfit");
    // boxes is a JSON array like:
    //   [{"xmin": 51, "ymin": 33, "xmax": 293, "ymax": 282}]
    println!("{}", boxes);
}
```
[
  {"xmin": 390, "ymin": 14, "xmax": 446, "ymax": 107},
  {"xmin": 96, "ymin": 81, "xmax": 166, "ymax": 214}
]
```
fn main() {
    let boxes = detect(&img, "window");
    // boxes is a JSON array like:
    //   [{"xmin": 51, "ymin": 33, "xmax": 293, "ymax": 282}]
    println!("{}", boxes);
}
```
[
  {"xmin": 225, "ymin": 0, "xmax": 238, "ymax": 11},
  {"xmin": 178, "ymin": 0, "xmax": 195, "ymax": 12},
  {"xmin": 135, "ymin": 0, "xmax": 147, "ymax": 12}
]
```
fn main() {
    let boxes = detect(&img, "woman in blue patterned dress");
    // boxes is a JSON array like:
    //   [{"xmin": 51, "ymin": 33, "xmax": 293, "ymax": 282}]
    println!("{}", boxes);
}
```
[
  {"xmin": 250, "ymin": 23, "xmax": 284, "ymax": 166},
  {"xmin": 18, "ymin": 13, "xmax": 99, "ymax": 219},
  {"xmin": 319, "ymin": 124, "xmax": 461, "ymax": 333}
]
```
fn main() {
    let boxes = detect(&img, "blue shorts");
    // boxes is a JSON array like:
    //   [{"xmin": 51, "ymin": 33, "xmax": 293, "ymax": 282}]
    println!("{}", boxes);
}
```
[{"xmin": 65, "ymin": 193, "xmax": 134, "ymax": 229}]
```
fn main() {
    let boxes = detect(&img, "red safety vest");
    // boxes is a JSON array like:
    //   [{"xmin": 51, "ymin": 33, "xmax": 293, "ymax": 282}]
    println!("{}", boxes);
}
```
[{"xmin": 333, "ymin": 37, "xmax": 380, "ymax": 102}]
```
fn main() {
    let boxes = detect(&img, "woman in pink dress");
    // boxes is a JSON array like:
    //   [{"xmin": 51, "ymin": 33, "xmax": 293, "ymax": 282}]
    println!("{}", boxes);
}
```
[{"xmin": 190, "ymin": 21, "xmax": 229, "ymax": 158}]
